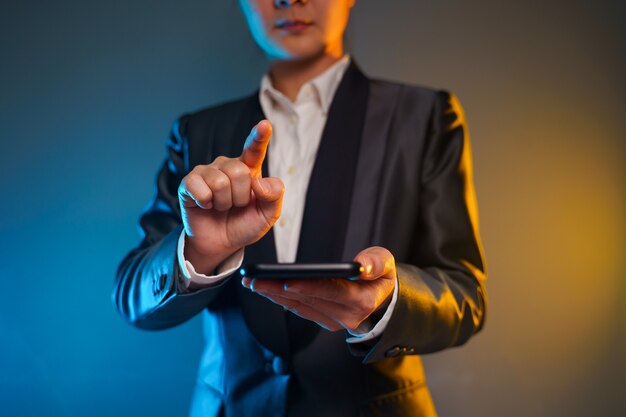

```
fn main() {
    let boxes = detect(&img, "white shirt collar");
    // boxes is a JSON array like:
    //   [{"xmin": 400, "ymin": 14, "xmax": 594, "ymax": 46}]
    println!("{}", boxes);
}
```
[{"xmin": 260, "ymin": 55, "xmax": 351, "ymax": 116}]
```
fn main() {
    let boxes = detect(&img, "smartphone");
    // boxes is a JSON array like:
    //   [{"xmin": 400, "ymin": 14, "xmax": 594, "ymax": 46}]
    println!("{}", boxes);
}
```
[{"xmin": 240, "ymin": 262, "xmax": 363, "ymax": 280}]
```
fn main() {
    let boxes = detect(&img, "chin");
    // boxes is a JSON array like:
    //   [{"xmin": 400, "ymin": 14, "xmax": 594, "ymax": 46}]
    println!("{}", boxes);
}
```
[{"xmin": 273, "ymin": 39, "xmax": 327, "ymax": 62}]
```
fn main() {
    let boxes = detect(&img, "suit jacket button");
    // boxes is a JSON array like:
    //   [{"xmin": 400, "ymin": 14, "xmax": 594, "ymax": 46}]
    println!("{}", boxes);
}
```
[
  {"xmin": 272, "ymin": 357, "xmax": 289, "ymax": 375},
  {"xmin": 385, "ymin": 346, "xmax": 401, "ymax": 358}
]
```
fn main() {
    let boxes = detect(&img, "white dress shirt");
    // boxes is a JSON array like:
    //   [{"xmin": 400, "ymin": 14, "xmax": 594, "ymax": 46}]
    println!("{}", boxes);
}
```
[{"xmin": 176, "ymin": 56, "xmax": 398, "ymax": 342}]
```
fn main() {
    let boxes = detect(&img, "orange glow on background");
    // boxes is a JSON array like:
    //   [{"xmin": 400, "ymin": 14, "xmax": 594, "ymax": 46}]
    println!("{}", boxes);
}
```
[{"xmin": 351, "ymin": 2, "xmax": 626, "ymax": 415}]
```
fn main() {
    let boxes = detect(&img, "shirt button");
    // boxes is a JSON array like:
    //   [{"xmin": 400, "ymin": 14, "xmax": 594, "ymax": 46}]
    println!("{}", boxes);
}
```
[
  {"xmin": 287, "ymin": 165, "xmax": 296, "ymax": 175},
  {"xmin": 290, "ymin": 114, "xmax": 297, "ymax": 124},
  {"xmin": 279, "ymin": 218, "xmax": 288, "ymax": 227}
]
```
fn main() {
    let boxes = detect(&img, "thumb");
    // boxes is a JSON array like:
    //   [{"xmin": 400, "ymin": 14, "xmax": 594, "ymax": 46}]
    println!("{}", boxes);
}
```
[
  {"xmin": 251, "ymin": 177, "xmax": 285, "ymax": 223},
  {"xmin": 354, "ymin": 247, "xmax": 395, "ymax": 281}
]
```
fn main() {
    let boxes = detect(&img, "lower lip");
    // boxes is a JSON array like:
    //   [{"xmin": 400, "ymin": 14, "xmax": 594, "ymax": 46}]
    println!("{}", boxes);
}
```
[{"xmin": 276, "ymin": 23, "xmax": 312, "ymax": 32}]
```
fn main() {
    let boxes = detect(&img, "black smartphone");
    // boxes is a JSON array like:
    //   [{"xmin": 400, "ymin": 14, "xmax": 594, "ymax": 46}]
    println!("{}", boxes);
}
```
[{"xmin": 240, "ymin": 262, "xmax": 363, "ymax": 280}]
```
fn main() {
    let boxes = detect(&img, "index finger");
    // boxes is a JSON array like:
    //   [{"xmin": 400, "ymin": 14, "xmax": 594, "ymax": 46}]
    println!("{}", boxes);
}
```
[{"xmin": 239, "ymin": 120, "xmax": 272, "ymax": 173}]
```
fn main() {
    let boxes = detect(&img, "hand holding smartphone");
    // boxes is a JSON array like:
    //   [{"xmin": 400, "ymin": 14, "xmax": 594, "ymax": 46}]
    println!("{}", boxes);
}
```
[{"xmin": 240, "ymin": 262, "xmax": 363, "ymax": 280}]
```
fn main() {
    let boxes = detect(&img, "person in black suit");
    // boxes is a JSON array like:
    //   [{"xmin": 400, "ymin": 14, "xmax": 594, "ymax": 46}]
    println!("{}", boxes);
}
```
[{"xmin": 113, "ymin": 0, "xmax": 487, "ymax": 416}]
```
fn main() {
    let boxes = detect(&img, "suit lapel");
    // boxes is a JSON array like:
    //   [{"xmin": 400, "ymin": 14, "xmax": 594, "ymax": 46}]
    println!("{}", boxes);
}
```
[
  {"xmin": 342, "ymin": 81, "xmax": 400, "ymax": 259},
  {"xmin": 296, "ymin": 60, "xmax": 370, "ymax": 262},
  {"xmin": 288, "ymin": 61, "xmax": 371, "ymax": 350}
]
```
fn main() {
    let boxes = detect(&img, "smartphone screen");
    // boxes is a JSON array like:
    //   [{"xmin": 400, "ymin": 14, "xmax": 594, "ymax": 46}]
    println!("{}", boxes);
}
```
[{"xmin": 240, "ymin": 262, "xmax": 363, "ymax": 280}]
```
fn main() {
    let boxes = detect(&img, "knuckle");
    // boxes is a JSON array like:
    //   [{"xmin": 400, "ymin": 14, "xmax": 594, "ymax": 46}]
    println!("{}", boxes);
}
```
[
  {"xmin": 226, "ymin": 161, "xmax": 251, "ymax": 179},
  {"xmin": 183, "ymin": 172, "xmax": 201, "ymax": 187},
  {"xmin": 180, "ymin": 174, "xmax": 204, "ymax": 197},
  {"xmin": 210, "ymin": 175, "xmax": 230, "ymax": 191},
  {"xmin": 190, "ymin": 165, "xmax": 203, "ymax": 174}
]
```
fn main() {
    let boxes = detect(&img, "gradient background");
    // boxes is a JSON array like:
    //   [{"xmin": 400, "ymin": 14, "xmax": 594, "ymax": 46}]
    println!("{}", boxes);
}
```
[{"xmin": 1, "ymin": 1, "xmax": 624, "ymax": 416}]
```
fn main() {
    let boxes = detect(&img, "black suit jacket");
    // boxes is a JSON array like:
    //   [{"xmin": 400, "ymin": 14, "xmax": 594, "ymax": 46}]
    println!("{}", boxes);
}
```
[{"xmin": 113, "ymin": 62, "xmax": 487, "ymax": 417}]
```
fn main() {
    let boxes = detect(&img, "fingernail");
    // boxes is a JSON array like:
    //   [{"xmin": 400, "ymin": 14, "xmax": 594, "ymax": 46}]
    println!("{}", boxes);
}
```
[
  {"xmin": 257, "ymin": 178, "xmax": 269, "ymax": 194},
  {"xmin": 362, "ymin": 257, "xmax": 373, "ymax": 275}
]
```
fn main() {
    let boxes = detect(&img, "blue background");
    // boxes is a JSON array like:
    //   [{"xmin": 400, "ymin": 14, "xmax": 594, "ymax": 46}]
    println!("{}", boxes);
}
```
[{"xmin": 1, "ymin": 1, "xmax": 625, "ymax": 416}]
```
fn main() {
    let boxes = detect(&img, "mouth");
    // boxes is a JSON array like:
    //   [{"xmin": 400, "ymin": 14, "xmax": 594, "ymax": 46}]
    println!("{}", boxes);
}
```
[{"xmin": 274, "ymin": 19, "xmax": 313, "ymax": 31}]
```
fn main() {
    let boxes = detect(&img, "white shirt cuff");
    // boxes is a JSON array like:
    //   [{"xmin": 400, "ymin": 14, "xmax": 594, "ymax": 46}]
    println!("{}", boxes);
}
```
[
  {"xmin": 177, "ymin": 230, "xmax": 244, "ymax": 290},
  {"xmin": 346, "ymin": 275, "xmax": 399, "ymax": 343}
]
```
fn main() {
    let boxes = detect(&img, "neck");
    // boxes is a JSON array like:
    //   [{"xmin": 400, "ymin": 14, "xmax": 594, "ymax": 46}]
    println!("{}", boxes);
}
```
[{"xmin": 268, "ymin": 48, "xmax": 344, "ymax": 102}]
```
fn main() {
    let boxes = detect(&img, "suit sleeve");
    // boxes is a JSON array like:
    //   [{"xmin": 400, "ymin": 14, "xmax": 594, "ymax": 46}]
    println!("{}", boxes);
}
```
[
  {"xmin": 112, "ymin": 115, "xmax": 233, "ymax": 330},
  {"xmin": 349, "ymin": 90, "xmax": 488, "ymax": 363}
]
